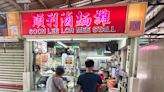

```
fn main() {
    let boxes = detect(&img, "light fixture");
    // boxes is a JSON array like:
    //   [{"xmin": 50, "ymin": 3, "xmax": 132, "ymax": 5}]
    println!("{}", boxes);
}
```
[
  {"xmin": 57, "ymin": 41, "xmax": 68, "ymax": 48},
  {"xmin": 59, "ymin": 0, "xmax": 102, "ymax": 8},
  {"xmin": 59, "ymin": 5, "xmax": 68, "ymax": 8},
  {"xmin": 73, "ymin": 38, "xmax": 127, "ymax": 42},
  {"xmin": 88, "ymin": 39, "xmax": 110, "ymax": 42},
  {"xmin": 75, "ymin": 1, "xmax": 91, "ymax": 7},
  {"xmin": 92, "ymin": 0, "xmax": 102, "ymax": 3},
  {"xmin": 87, "ymin": 56, "xmax": 112, "ymax": 60},
  {"xmin": 71, "ymin": 0, "xmax": 89, "ymax": 6},
  {"xmin": 16, "ymin": 0, "xmax": 31, "ymax": 3},
  {"xmin": 27, "ymin": 38, "xmax": 71, "ymax": 41},
  {"xmin": 145, "ymin": 28, "xmax": 158, "ymax": 34},
  {"xmin": 75, "ymin": 0, "xmax": 102, "ymax": 7}
]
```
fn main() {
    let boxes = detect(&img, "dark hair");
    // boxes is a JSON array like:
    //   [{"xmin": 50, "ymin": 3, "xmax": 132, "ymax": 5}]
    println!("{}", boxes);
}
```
[
  {"xmin": 85, "ymin": 59, "xmax": 94, "ymax": 68},
  {"xmin": 35, "ymin": 65, "xmax": 40, "ymax": 70},
  {"xmin": 56, "ymin": 66, "xmax": 65, "ymax": 76}
]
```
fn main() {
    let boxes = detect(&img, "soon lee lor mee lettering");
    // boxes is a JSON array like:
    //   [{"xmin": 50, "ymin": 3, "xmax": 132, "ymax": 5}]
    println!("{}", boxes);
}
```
[
  {"xmin": 29, "ymin": 26, "xmax": 116, "ymax": 35},
  {"xmin": 29, "ymin": 9, "xmax": 116, "ymax": 35}
]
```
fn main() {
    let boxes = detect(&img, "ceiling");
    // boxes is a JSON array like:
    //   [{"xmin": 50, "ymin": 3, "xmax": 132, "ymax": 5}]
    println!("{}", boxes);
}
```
[
  {"xmin": 0, "ymin": 0, "xmax": 66, "ymax": 11},
  {"xmin": 0, "ymin": 0, "xmax": 122, "ymax": 12},
  {"xmin": 143, "ymin": 0, "xmax": 164, "ymax": 40}
]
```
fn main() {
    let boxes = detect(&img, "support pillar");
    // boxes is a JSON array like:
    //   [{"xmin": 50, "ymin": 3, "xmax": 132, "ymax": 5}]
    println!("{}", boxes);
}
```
[
  {"xmin": 128, "ymin": 37, "xmax": 139, "ymax": 92},
  {"xmin": 23, "ymin": 40, "xmax": 34, "ymax": 92},
  {"xmin": 129, "ymin": 37, "xmax": 139, "ymax": 77}
]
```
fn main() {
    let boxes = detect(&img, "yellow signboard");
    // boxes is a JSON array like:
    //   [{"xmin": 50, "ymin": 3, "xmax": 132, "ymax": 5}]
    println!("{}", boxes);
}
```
[
  {"xmin": 7, "ymin": 12, "xmax": 20, "ymax": 37},
  {"xmin": 126, "ymin": 2, "xmax": 147, "ymax": 36}
]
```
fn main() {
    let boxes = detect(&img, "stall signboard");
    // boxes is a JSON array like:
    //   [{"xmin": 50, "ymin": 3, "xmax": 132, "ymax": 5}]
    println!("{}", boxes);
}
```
[
  {"xmin": 0, "ymin": 13, "xmax": 8, "ymax": 36},
  {"xmin": 7, "ymin": 12, "xmax": 21, "ymax": 37},
  {"xmin": 21, "ymin": 5, "xmax": 127, "ymax": 36},
  {"xmin": 126, "ymin": 3, "xmax": 147, "ymax": 36},
  {"xmin": 0, "ymin": 12, "xmax": 21, "ymax": 37}
]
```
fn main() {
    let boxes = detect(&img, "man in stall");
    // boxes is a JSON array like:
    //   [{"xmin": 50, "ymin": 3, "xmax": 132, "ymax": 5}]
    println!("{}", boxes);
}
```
[{"xmin": 77, "ymin": 59, "xmax": 102, "ymax": 92}]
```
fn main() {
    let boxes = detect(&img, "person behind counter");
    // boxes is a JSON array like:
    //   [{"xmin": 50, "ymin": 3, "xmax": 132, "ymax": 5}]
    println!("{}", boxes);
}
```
[
  {"xmin": 77, "ymin": 59, "xmax": 102, "ymax": 92},
  {"xmin": 46, "ymin": 66, "xmax": 67, "ymax": 92},
  {"xmin": 97, "ymin": 67, "xmax": 105, "ymax": 81},
  {"xmin": 97, "ymin": 67, "xmax": 105, "ymax": 92}
]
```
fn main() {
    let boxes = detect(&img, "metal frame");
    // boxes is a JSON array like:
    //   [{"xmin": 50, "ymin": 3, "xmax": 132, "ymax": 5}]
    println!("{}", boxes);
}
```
[
  {"xmin": 37, "ymin": 0, "xmax": 48, "ymax": 9},
  {"xmin": 5, "ymin": 0, "xmax": 23, "ymax": 11}
]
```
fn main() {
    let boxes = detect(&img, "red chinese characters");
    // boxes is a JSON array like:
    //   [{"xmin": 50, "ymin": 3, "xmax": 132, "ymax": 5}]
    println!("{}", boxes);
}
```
[
  {"xmin": 76, "ymin": 11, "xmax": 92, "ymax": 27},
  {"xmin": 33, "ymin": 14, "xmax": 45, "ymax": 28},
  {"xmin": 60, "ymin": 12, "xmax": 73, "ymax": 27},
  {"xmin": 46, "ymin": 13, "xmax": 58, "ymax": 28},
  {"xmin": 94, "ymin": 9, "xmax": 111, "ymax": 26}
]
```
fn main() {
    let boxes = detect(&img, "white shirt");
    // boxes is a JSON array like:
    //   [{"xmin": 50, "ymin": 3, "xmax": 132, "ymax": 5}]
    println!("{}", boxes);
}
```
[{"xmin": 46, "ymin": 75, "xmax": 65, "ymax": 92}]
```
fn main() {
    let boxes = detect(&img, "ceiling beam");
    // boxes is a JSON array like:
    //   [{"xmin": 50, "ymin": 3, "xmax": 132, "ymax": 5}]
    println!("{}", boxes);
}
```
[
  {"xmin": 0, "ymin": 3, "xmax": 10, "ymax": 9},
  {"xmin": 37, "ymin": 0, "xmax": 48, "ymax": 9},
  {"xmin": 5, "ymin": 0, "xmax": 23, "ymax": 11},
  {"xmin": 145, "ymin": 7, "xmax": 164, "ymax": 32},
  {"xmin": 67, "ymin": 0, "xmax": 72, "ymax": 7},
  {"xmin": 144, "ymin": 33, "xmax": 164, "ymax": 35}
]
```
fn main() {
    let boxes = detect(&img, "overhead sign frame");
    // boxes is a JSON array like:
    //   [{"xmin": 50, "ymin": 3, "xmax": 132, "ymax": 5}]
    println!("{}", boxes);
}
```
[{"xmin": 20, "ymin": 2, "xmax": 147, "ymax": 38}]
